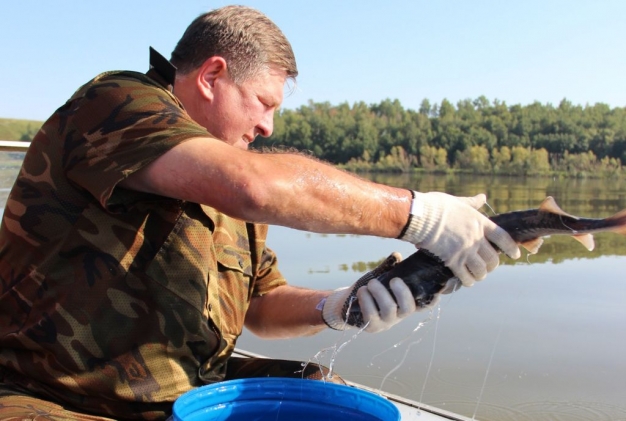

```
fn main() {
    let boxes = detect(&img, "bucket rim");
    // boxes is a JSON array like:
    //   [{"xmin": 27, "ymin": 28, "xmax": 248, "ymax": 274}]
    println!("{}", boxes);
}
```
[{"xmin": 172, "ymin": 377, "xmax": 400, "ymax": 421}]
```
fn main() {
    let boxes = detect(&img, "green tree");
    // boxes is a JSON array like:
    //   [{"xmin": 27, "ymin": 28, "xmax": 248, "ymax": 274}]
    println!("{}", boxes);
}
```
[
  {"xmin": 528, "ymin": 148, "xmax": 551, "ymax": 175},
  {"xmin": 455, "ymin": 145, "xmax": 491, "ymax": 173},
  {"xmin": 510, "ymin": 146, "xmax": 531, "ymax": 175},
  {"xmin": 492, "ymin": 146, "xmax": 512, "ymax": 174}
]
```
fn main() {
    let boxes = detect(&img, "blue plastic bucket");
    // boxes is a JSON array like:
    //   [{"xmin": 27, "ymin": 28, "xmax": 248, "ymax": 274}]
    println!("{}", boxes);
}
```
[{"xmin": 172, "ymin": 377, "xmax": 400, "ymax": 421}]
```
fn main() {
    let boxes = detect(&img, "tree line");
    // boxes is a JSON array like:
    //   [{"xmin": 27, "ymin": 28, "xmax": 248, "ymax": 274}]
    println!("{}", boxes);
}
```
[
  {"xmin": 4, "ymin": 96, "xmax": 626, "ymax": 178},
  {"xmin": 253, "ymin": 97, "xmax": 626, "ymax": 177}
]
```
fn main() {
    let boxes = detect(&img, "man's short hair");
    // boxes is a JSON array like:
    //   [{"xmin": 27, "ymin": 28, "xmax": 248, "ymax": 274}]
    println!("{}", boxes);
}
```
[{"xmin": 171, "ymin": 5, "xmax": 298, "ymax": 84}]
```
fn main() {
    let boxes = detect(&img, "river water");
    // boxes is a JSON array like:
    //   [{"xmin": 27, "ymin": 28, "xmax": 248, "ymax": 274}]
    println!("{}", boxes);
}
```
[
  {"xmin": 237, "ymin": 173, "xmax": 626, "ymax": 421},
  {"xmin": 1, "ymin": 154, "xmax": 625, "ymax": 421}
]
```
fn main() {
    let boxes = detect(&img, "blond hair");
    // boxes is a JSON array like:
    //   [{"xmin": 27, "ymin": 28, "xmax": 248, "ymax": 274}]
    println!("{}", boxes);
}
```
[{"xmin": 171, "ymin": 5, "xmax": 298, "ymax": 84}]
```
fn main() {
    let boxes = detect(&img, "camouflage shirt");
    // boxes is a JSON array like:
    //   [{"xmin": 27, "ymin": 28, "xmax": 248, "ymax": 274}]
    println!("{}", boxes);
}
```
[{"xmin": 0, "ymin": 67, "xmax": 286, "ymax": 419}]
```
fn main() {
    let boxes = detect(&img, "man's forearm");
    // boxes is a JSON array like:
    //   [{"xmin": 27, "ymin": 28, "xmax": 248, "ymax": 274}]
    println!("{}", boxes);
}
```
[
  {"xmin": 244, "ymin": 285, "xmax": 330, "ymax": 339},
  {"xmin": 242, "ymin": 151, "xmax": 412, "ymax": 236}
]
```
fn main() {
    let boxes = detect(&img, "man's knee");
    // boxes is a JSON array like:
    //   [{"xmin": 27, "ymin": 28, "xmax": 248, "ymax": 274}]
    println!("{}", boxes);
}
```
[{"xmin": 0, "ymin": 395, "xmax": 115, "ymax": 421}]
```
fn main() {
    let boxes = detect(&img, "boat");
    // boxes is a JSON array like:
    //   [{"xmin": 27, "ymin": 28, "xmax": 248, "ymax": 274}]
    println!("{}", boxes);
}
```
[{"xmin": 232, "ymin": 348, "xmax": 473, "ymax": 420}]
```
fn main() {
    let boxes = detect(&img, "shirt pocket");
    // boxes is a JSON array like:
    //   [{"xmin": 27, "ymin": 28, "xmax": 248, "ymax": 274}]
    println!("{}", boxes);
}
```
[
  {"xmin": 143, "ymin": 206, "xmax": 215, "ymax": 316},
  {"xmin": 208, "ymin": 244, "xmax": 253, "ymax": 337}
]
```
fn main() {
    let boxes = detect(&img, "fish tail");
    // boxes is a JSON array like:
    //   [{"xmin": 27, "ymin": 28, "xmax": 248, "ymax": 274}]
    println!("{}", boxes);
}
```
[{"xmin": 605, "ymin": 209, "xmax": 626, "ymax": 235}]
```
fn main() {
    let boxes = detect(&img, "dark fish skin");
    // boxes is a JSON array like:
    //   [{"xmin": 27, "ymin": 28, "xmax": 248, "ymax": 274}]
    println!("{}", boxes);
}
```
[
  {"xmin": 346, "ymin": 197, "xmax": 626, "ymax": 327},
  {"xmin": 489, "ymin": 196, "xmax": 626, "ymax": 253}
]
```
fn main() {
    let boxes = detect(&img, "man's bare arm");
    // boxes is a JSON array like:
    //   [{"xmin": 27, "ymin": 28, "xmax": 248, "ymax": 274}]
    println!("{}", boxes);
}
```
[
  {"xmin": 120, "ymin": 136, "xmax": 412, "ymax": 238},
  {"xmin": 244, "ymin": 285, "xmax": 329, "ymax": 339}
]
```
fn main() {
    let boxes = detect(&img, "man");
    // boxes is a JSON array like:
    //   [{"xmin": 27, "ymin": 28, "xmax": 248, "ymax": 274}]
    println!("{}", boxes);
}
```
[{"xmin": 0, "ymin": 5, "xmax": 520, "ymax": 420}]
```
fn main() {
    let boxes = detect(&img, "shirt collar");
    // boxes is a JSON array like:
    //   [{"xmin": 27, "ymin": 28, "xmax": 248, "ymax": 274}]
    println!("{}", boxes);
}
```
[{"xmin": 147, "ymin": 46, "xmax": 177, "ymax": 91}]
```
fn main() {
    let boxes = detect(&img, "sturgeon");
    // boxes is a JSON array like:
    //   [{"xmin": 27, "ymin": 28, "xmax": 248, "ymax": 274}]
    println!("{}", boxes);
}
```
[{"xmin": 346, "ymin": 196, "xmax": 626, "ymax": 327}]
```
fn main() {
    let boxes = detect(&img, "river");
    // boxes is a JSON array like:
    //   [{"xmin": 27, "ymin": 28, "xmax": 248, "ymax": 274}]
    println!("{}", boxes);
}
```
[
  {"xmin": 1, "ymin": 155, "xmax": 625, "ymax": 421},
  {"xmin": 237, "ymin": 173, "xmax": 626, "ymax": 421}
]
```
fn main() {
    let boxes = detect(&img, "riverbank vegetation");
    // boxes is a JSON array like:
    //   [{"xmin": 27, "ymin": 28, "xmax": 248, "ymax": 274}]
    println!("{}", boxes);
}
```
[
  {"xmin": 3, "ymin": 96, "xmax": 626, "ymax": 178},
  {"xmin": 0, "ymin": 118, "xmax": 41, "ymax": 142},
  {"xmin": 254, "ymin": 97, "xmax": 626, "ymax": 178}
]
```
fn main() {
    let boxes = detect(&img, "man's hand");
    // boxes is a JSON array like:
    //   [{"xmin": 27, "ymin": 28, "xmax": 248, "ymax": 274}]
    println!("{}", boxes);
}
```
[
  {"xmin": 322, "ymin": 252, "xmax": 433, "ymax": 333},
  {"xmin": 399, "ymin": 192, "xmax": 520, "ymax": 286},
  {"xmin": 354, "ymin": 277, "xmax": 417, "ymax": 333}
]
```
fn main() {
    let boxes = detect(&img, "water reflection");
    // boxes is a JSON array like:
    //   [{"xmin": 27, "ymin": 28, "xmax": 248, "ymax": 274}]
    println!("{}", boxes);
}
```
[
  {"xmin": 0, "ymin": 152, "xmax": 24, "ymax": 205},
  {"xmin": 310, "ymin": 231, "xmax": 626, "ymax": 272},
  {"xmin": 243, "ymin": 234, "xmax": 626, "ymax": 420},
  {"xmin": 323, "ymin": 173, "xmax": 626, "ymax": 271},
  {"xmin": 368, "ymin": 172, "xmax": 626, "ymax": 214},
  {"xmin": 239, "ymin": 173, "xmax": 626, "ymax": 421}
]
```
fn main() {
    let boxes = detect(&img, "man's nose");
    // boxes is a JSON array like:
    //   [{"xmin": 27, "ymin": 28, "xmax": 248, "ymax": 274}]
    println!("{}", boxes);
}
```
[{"xmin": 256, "ymin": 111, "xmax": 274, "ymax": 138}]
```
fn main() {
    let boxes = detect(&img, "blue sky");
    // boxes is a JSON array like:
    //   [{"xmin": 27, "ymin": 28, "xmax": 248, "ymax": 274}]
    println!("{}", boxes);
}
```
[{"xmin": 2, "ymin": 1, "xmax": 625, "ymax": 121}]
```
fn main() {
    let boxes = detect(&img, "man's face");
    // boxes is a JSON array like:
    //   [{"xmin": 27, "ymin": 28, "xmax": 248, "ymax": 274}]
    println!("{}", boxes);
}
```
[{"xmin": 204, "ymin": 67, "xmax": 286, "ymax": 150}]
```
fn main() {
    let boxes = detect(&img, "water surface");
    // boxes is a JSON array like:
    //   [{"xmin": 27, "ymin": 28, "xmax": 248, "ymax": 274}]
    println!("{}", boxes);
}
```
[{"xmin": 238, "ymin": 173, "xmax": 626, "ymax": 421}]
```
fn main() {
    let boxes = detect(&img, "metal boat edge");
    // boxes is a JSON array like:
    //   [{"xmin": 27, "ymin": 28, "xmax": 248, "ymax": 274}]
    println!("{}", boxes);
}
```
[
  {"xmin": 0, "ymin": 140, "xmax": 30, "ymax": 152},
  {"xmin": 232, "ymin": 348, "xmax": 474, "ymax": 420}
]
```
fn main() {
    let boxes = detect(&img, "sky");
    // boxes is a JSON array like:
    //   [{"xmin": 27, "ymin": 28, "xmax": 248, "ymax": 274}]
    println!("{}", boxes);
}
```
[{"xmin": 2, "ymin": 0, "xmax": 625, "ymax": 122}]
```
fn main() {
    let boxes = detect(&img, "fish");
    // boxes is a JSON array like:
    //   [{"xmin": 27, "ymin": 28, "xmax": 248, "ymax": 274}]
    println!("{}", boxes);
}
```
[{"xmin": 345, "ymin": 196, "xmax": 626, "ymax": 327}]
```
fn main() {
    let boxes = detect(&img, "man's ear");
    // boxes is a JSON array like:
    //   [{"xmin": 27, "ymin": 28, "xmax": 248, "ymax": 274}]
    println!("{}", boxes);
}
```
[{"xmin": 196, "ymin": 56, "xmax": 229, "ymax": 101}]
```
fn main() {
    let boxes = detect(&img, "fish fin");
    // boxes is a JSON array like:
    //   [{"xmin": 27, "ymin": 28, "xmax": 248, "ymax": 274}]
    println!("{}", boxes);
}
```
[
  {"xmin": 573, "ymin": 233, "xmax": 595, "ymax": 251},
  {"xmin": 604, "ymin": 209, "xmax": 626, "ymax": 235},
  {"xmin": 520, "ymin": 237, "xmax": 544, "ymax": 254},
  {"xmin": 538, "ymin": 196, "xmax": 577, "ymax": 218}
]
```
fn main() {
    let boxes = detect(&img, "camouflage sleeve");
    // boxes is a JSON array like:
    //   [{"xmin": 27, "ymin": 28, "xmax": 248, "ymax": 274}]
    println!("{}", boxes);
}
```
[
  {"xmin": 252, "ymin": 245, "xmax": 287, "ymax": 296},
  {"xmin": 59, "ymin": 71, "xmax": 211, "ymax": 211}
]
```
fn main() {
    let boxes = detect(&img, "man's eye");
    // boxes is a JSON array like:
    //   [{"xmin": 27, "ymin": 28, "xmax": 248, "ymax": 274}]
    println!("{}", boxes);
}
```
[{"xmin": 259, "ymin": 98, "xmax": 273, "ymax": 109}]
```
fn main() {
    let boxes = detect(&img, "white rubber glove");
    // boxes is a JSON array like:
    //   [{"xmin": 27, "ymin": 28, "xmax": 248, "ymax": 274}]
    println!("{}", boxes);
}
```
[
  {"xmin": 356, "ymin": 278, "xmax": 417, "ymax": 333},
  {"xmin": 323, "ymin": 278, "xmax": 418, "ymax": 333},
  {"xmin": 322, "ymin": 253, "xmax": 430, "ymax": 333},
  {"xmin": 399, "ymin": 192, "xmax": 520, "ymax": 286}
]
